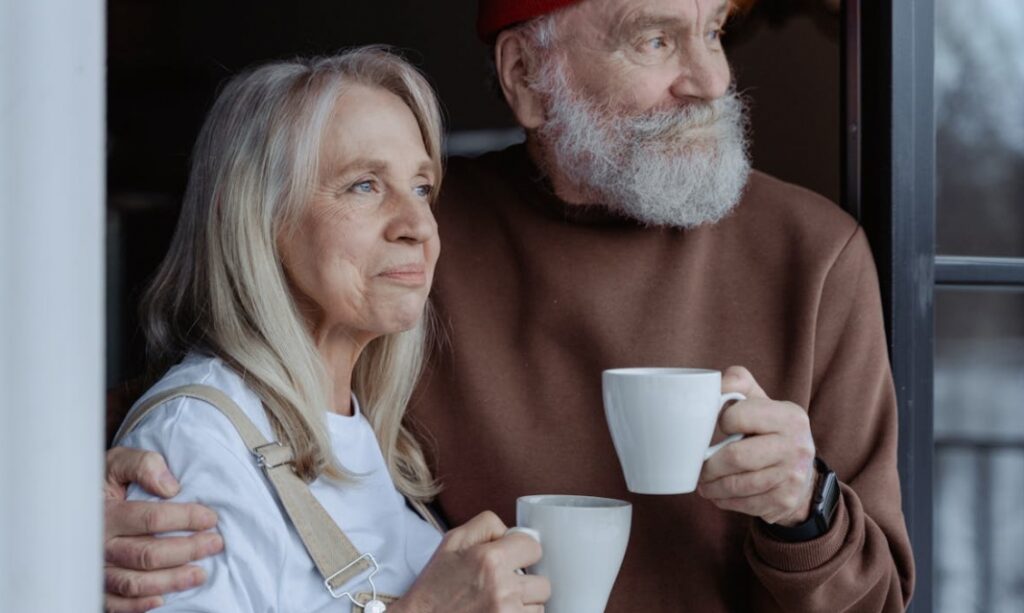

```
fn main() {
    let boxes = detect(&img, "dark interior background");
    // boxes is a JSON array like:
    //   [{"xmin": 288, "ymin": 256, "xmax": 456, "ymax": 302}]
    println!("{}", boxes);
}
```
[{"xmin": 106, "ymin": 0, "xmax": 842, "ymax": 391}]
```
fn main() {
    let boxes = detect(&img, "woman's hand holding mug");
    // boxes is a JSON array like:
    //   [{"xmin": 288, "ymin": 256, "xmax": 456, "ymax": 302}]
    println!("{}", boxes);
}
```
[{"xmin": 392, "ymin": 511, "xmax": 551, "ymax": 613}]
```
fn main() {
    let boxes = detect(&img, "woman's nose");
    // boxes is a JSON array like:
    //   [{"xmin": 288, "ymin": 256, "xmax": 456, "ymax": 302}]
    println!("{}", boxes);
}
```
[{"xmin": 386, "ymin": 191, "xmax": 437, "ymax": 244}]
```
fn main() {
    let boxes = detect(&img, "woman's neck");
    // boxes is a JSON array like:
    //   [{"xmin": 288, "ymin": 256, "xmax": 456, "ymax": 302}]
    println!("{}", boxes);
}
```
[{"xmin": 310, "ymin": 326, "xmax": 367, "ymax": 416}]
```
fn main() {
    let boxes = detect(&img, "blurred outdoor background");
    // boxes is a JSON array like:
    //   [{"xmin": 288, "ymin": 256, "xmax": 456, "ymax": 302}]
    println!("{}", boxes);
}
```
[{"xmin": 932, "ymin": 1, "xmax": 1024, "ymax": 611}]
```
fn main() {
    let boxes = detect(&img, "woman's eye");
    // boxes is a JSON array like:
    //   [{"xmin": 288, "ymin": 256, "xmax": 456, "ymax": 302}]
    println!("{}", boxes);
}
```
[
  {"xmin": 350, "ymin": 180, "xmax": 376, "ymax": 194},
  {"xmin": 708, "ymin": 27, "xmax": 725, "ymax": 43},
  {"xmin": 414, "ymin": 184, "xmax": 434, "ymax": 199}
]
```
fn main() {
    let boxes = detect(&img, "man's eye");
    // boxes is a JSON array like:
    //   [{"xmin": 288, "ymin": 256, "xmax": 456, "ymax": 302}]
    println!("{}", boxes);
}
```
[
  {"xmin": 708, "ymin": 27, "xmax": 725, "ymax": 43},
  {"xmin": 646, "ymin": 36, "xmax": 669, "ymax": 51}
]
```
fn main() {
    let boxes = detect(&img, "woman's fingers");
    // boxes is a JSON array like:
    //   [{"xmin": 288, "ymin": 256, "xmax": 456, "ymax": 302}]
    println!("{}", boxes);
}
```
[
  {"xmin": 489, "ymin": 531, "xmax": 543, "ymax": 572},
  {"xmin": 402, "ymin": 509, "xmax": 551, "ymax": 612},
  {"xmin": 519, "ymin": 574, "xmax": 552, "ymax": 606},
  {"xmin": 442, "ymin": 510, "xmax": 508, "ymax": 550}
]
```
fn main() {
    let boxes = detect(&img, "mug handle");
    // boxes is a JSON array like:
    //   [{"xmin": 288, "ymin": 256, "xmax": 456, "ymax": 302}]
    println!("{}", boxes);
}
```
[
  {"xmin": 703, "ymin": 392, "xmax": 747, "ymax": 461},
  {"xmin": 505, "ymin": 527, "xmax": 541, "ymax": 575},
  {"xmin": 506, "ymin": 526, "xmax": 541, "ymax": 543}
]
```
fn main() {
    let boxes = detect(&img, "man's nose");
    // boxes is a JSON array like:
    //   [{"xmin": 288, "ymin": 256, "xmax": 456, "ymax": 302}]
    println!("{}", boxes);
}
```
[{"xmin": 668, "ymin": 41, "xmax": 731, "ymax": 102}]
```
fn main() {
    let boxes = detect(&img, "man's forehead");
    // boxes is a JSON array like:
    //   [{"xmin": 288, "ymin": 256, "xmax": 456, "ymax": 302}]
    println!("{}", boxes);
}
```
[{"xmin": 573, "ymin": 0, "xmax": 730, "ymax": 31}]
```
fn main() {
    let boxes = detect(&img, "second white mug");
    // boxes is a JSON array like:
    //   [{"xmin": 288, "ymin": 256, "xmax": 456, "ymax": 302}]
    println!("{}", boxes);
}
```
[
  {"xmin": 514, "ymin": 495, "xmax": 631, "ymax": 613},
  {"xmin": 602, "ymin": 367, "xmax": 745, "ymax": 494}
]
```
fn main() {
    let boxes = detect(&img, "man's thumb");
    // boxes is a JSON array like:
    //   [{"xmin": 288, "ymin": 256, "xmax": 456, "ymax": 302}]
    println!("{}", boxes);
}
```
[{"xmin": 105, "ymin": 447, "xmax": 180, "ymax": 499}]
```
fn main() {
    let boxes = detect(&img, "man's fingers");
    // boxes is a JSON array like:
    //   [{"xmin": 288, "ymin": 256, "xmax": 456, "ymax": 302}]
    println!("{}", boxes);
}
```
[
  {"xmin": 105, "ymin": 499, "xmax": 218, "ymax": 538},
  {"xmin": 707, "ymin": 491, "xmax": 787, "ymax": 522},
  {"xmin": 706, "ymin": 483, "xmax": 814, "ymax": 524},
  {"xmin": 722, "ymin": 366, "xmax": 768, "ymax": 399},
  {"xmin": 104, "ymin": 593, "xmax": 164, "ymax": 613},
  {"xmin": 700, "ymin": 434, "xmax": 788, "ymax": 482},
  {"xmin": 718, "ymin": 398, "xmax": 807, "ymax": 438},
  {"xmin": 105, "ymin": 532, "xmax": 224, "ymax": 570},
  {"xmin": 106, "ymin": 448, "xmax": 180, "ymax": 499},
  {"xmin": 519, "ymin": 574, "xmax": 552, "ymax": 605},
  {"xmin": 104, "ymin": 564, "xmax": 206, "ymax": 599},
  {"xmin": 698, "ymin": 464, "xmax": 788, "ymax": 500}
]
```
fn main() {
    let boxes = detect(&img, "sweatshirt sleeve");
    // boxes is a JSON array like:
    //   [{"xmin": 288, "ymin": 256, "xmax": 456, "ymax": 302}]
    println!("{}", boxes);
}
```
[
  {"xmin": 120, "ymin": 397, "xmax": 291, "ymax": 613},
  {"xmin": 744, "ymin": 227, "xmax": 916, "ymax": 612}
]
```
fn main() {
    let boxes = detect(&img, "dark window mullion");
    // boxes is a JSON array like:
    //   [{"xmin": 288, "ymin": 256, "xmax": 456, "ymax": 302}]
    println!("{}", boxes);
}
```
[
  {"xmin": 840, "ymin": 0, "xmax": 861, "ymax": 219},
  {"xmin": 859, "ymin": 1, "xmax": 935, "ymax": 611}
]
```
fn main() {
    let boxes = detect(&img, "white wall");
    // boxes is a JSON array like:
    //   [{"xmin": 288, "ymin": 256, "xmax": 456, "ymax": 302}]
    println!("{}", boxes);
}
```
[{"xmin": 0, "ymin": 1, "xmax": 105, "ymax": 611}]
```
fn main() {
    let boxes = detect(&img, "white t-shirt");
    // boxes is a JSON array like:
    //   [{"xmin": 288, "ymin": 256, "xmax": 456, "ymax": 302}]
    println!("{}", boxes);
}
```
[{"xmin": 121, "ymin": 353, "xmax": 443, "ymax": 612}]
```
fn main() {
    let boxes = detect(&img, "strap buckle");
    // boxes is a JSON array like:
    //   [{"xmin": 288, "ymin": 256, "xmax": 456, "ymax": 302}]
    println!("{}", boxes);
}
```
[
  {"xmin": 325, "ymin": 553, "xmax": 382, "ymax": 607},
  {"xmin": 252, "ymin": 441, "xmax": 293, "ymax": 469}
]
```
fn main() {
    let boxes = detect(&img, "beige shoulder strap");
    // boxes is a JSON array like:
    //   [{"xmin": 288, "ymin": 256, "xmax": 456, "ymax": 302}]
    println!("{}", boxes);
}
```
[{"xmin": 114, "ymin": 384, "xmax": 375, "ymax": 600}]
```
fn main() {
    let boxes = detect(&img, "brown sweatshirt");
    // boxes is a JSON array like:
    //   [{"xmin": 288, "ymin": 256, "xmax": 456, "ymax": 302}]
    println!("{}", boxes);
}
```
[{"xmin": 409, "ymin": 145, "xmax": 915, "ymax": 612}]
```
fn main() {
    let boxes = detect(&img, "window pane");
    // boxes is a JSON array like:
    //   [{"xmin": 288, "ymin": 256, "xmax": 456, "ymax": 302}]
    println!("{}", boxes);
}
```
[
  {"xmin": 934, "ymin": 288, "xmax": 1024, "ymax": 613},
  {"xmin": 935, "ymin": 0, "xmax": 1024, "ymax": 257}
]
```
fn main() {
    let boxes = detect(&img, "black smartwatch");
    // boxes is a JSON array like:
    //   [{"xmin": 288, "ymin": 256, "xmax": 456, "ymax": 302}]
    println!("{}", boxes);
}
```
[{"xmin": 761, "ymin": 457, "xmax": 839, "ymax": 543}]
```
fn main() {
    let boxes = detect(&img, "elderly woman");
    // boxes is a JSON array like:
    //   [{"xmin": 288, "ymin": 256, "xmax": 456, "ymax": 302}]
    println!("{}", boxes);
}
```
[{"xmin": 116, "ymin": 48, "xmax": 549, "ymax": 612}]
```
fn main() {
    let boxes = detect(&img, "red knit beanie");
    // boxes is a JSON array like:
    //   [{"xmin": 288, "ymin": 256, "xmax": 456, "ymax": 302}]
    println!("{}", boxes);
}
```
[
  {"xmin": 477, "ymin": 0, "xmax": 752, "ymax": 43},
  {"xmin": 476, "ymin": 0, "xmax": 584, "ymax": 43}
]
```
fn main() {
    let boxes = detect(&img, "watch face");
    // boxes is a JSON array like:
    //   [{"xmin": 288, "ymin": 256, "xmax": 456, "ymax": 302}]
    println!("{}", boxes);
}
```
[{"xmin": 818, "ymin": 469, "xmax": 840, "ymax": 525}]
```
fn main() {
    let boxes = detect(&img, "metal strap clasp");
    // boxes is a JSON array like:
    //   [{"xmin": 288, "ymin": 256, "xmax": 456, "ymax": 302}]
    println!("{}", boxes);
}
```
[
  {"xmin": 326, "ymin": 552, "xmax": 382, "ymax": 607},
  {"xmin": 252, "ymin": 441, "xmax": 293, "ymax": 469}
]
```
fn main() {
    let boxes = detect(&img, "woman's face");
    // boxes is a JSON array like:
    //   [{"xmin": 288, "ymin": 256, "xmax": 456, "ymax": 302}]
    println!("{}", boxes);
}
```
[{"xmin": 280, "ymin": 84, "xmax": 440, "ymax": 345}]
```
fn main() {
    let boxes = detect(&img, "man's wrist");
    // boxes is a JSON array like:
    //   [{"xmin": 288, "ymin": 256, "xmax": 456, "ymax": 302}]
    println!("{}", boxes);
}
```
[
  {"xmin": 760, "ymin": 457, "xmax": 839, "ymax": 542},
  {"xmin": 775, "ymin": 475, "xmax": 817, "ymax": 527}
]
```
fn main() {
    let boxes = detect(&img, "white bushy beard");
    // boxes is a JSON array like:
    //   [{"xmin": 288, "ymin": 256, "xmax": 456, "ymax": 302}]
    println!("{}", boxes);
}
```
[{"xmin": 532, "ymin": 55, "xmax": 752, "ymax": 228}]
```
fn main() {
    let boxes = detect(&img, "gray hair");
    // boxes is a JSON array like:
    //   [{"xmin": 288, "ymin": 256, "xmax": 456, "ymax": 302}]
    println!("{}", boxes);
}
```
[
  {"xmin": 141, "ymin": 47, "xmax": 442, "ymax": 500},
  {"xmin": 520, "ymin": 13, "xmax": 560, "ymax": 50}
]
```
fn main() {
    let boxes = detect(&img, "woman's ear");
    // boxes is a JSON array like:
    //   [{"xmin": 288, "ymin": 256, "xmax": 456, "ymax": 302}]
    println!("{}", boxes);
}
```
[{"xmin": 494, "ymin": 30, "xmax": 546, "ymax": 130}]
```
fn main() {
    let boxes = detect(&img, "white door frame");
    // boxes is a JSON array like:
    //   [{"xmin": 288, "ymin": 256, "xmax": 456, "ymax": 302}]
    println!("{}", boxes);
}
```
[{"xmin": 1, "ymin": 1, "xmax": 105, "ymax": 610}]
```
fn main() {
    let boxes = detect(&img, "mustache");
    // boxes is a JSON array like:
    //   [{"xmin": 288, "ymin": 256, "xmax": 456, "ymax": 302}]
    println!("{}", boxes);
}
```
[{"xmin": 614, "ymin": 93, "xmax": 742, "ymax": 143}]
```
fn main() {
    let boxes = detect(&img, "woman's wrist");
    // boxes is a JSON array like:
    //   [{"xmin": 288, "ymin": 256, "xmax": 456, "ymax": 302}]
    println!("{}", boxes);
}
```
[{"xmin": 387, "ymin": 596, "xmax": 421, "ymax": 613}]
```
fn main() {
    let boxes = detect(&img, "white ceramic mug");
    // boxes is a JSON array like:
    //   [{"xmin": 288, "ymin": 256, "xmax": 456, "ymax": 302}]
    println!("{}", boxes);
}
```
[
  {"xmin": 513, "ymin": 495, "xmax": 631, "ymax": 613},
  {"xmin": 602, "ymin": 368, "xmax": 746, "ymax": 494}
]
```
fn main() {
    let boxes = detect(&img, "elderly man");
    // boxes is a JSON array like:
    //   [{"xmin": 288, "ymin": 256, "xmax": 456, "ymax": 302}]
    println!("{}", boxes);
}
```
[{"xmin": 103, "ymin": 0, "xmax": 914, "ymax": 611}]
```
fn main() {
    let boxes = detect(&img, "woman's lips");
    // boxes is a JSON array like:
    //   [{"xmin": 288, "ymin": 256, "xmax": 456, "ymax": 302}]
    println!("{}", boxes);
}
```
[{"xmin": 378, "ymin": 264, "xmax": 427, "ymax": 285}]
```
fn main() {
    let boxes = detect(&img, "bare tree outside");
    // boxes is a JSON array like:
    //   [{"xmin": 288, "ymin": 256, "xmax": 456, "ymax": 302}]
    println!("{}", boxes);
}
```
[{"xmin": 933, "ymin": 1, "xmax": 1024, "ymax": 611}]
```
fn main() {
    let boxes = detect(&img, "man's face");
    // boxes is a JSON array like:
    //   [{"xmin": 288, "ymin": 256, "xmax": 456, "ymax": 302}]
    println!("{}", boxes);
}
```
[
  {"xmin": 524, "ymin": 0, "xmax": 749, "ymax": 228},
  {"xmin": 557, "ymin": 0, "xmax": 732, "ymax": 113}
]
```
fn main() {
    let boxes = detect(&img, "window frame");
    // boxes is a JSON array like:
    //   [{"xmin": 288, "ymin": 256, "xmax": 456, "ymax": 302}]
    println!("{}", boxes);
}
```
[
  {"xmin": 849, "ymin": 1, "xmax": 1024, "ymax": 610},
  {"xmin": 854, "ymin": 1, "xmax": 936, "ymax": 610}
]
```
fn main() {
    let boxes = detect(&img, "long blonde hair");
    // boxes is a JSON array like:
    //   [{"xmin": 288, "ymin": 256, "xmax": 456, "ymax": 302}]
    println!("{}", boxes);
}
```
[{"xmin": 141, "ymin": 47, "xmax": 442, "ymax": 500}]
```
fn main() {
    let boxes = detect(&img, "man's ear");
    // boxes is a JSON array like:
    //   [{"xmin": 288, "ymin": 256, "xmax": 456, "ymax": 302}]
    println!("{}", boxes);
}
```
[{"xmin": 494, "ymin": 30, "xmax": 546, "ymax": 130}]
